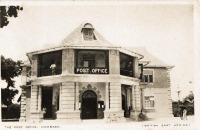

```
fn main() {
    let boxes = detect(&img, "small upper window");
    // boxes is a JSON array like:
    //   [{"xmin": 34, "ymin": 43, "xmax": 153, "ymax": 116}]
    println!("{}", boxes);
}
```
[
  {"xmin": 142, "ymin": 69, "xmax": 154, "ymax": 83},
  {"xmin": 82, "ymin": 23, "xmax": 96, "ymax": 41}
]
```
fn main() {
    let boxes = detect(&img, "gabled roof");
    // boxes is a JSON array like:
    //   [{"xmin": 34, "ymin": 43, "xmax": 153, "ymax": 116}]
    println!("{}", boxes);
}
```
[{"xmin": 130, "ymin": 47, "xmax": 174, "ymax": 68}]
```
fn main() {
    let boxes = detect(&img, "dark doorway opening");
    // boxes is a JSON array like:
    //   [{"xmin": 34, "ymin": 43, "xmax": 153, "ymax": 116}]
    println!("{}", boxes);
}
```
[
  {"xmin": 122, "ymin": 94, "xmax": 126, "ymax": 117},
  {"xmin": 81, "ymin": 90, "xmax": 97, "ymax": 119},
  {"xmin": 42, "ymin": 87, "xmax": 53, "ymax": 119}
]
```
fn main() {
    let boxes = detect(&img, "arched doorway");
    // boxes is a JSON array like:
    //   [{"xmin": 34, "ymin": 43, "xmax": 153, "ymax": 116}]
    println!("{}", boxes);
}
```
[{"xmin": 81, "ymin": 90, "xmax": 97, "ymax": 119}]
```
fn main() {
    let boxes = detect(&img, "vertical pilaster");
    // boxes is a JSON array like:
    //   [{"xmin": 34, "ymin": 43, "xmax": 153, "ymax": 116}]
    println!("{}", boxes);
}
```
[
  {"xmin": 130, "ymin": 85, "xmax": 141, "ymax": 120},
  {"xmin": 62, "ymin": 49, "xmax": 74, "ymax": 75},
  {"xmin": 135, "ymin": 85, "xmax": 141, "ymax": 111},
  {"xmin": 30, "ymin": 85, "xmax": 42, "ymax": 122},
  {"xmin": 57, "ymin": 82, "xmax": 80, "ymax": 120},
  {"xmin": 62, "ymin": 49, "xmax": 68, "ymax": 75},
  {"xmin": 109, "ymin": 82, "xmax": 121, "ymax": 111},
  {"xmin": 37, "ymin": 86, "xmax": 41, "ymax": 111},
  {"xmin": 75, "ymin": 82, "xmax": 79, "ymax": 110},
  {"xmin": 105, "ymin": 82, "xmax": 109, "ymax": 111},
  {"xmin": 19, "ymin": 88, "xmax": 26, "ymax": 122},
  {"xmin": 61, "ymin": 82, "xmax": 75, "ymax": 111},
  {"xmin": 133, "ymin": 57, "xmax": 139, "ymax": 78},
  {"xmin": 32, "ymin": 55, "xmax": 38, "ymax": 78},
  {"xmin": 30, "ymin": 85, "xmax": 38, "ymax": 112},
  {"xmin": 109, "ymin": 50, "xmax": 120, "ymax": 74},
  {"xmin": 166, "ymin": 69, "xmax": 173, "ymax": 117},
  {"xmin": 131, "ymin": 85, "xmax": 135, "ymax": 111},
  {"xmin": 59, "ymin": 84, "xmax": 62, "ymax": 111}
]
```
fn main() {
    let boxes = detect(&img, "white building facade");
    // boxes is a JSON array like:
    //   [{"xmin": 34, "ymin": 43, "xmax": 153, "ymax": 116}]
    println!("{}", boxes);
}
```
[{"xmin": 20, "ymin": 23, "xmax": 173, "ymax": 122}]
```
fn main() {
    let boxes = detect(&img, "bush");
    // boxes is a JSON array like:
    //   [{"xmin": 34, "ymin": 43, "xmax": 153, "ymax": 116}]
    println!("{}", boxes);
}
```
[{"xmin": 1, "ymin": 104, "xmax": 20, "ymax": 119}]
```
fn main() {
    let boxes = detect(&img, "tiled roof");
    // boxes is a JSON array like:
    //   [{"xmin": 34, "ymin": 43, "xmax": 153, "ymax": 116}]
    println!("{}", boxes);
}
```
[{"xmin": 130, "ymin": 47, "xmax": 172, "ymax": 68}]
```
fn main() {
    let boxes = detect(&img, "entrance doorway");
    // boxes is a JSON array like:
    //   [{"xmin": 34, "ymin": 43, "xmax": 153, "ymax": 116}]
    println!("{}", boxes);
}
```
[
  {"xmin": 121, "ymin": 85, "xmax": 132, "ymax": 118},
  {"xmin": 42, "ymin": 87, "xmax": 53, "ymax": 119},
  {"xmin": 81, "ymin": 90, "xmax": 97, "ymax": 119}
]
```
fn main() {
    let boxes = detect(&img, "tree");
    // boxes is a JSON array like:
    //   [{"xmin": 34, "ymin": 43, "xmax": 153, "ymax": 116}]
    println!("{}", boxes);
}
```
[
  {"xmin": 182, "ymin": 91, "xmax": 194, "ymax": 115},
  {"xmin": 0, "ymin": 6, "xmax": 23, "ymax": 28},
  {"xmin": 1, "ymin": 55, "xmax": 22, "ymax": 88},
  {"xmin": 183, "ymin": 91, "xmax": 194, "ymax": 103},
  {"xmin": 1, "ymin": 55, "xmax": 22, "ymax": 106},
  {"xmin": 1, "ymin": 88, "xmax": 18, "ymax": 106}
]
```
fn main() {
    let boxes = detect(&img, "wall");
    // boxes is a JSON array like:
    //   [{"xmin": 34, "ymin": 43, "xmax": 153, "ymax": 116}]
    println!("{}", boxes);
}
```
[
  {"xmin": 143, "ymin": 88, "xmax": 172, "ymax": 118},
  {"xmin": 78, "ymin": 82, "xmax": 106, "ymax": 102},
  {"xmin": 143, "ymin": 68, "xmax": 168, "ymax": 88},
  {"xmin": 142, "ymin": 67, "xmax": 173, "ymax": 118}
]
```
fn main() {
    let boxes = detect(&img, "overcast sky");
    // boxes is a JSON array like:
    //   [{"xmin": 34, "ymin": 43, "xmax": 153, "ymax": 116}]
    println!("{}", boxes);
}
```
[{"xmin": 0, "ymin": 2, "xmax": 194, "ymax": 101}]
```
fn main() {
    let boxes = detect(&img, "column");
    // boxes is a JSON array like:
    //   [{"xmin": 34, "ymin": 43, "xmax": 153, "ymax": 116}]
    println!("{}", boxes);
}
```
[
  {"xmin": 133, "ymin": 57, "xmax": 139, "ymax": 78},
  {"xmin": 19, "ymin": 88, "xmax": 26, "ymax": 122},
  {"xmin": 105, "ymin": 82, "xmax": 109, "ymax": 111},
  {"xmin": 59, "ymin": 84, "xmax": 62, "ymax": 111},
  {"xmin": 37, "ymin": 86, "xmax": 41, "ymax": 111},
  {"xmin": 130, "ymin": 85, "xmax": 135, "ymax": 118},
  {"xmin": 30, "ymin": 85, "xmax": 42, "ymax": 122},
  {"xmin": 75, "ymin": 82, "xmax": 79, "ymax": 110},
  {"xmin": 109, "ymin": 50, "xmax": 120, "ymax": 74},
  {"xmin": 135, "ymin": 85, "xmax": 141, "ymax": 111},
  {"xmin": 107, "ymin": 82, "xmax": 124, "ymax": 120},
  {"xmin": 56, "ymin": 82, "xmax": 80, "ymax": 120},
  {"xmin": 62, "ymin": 49, "xmax": 75, "ymax": 75},
  {"xmin": 31, "ymin": 55, "xmax": 38, "ymax": 78}
]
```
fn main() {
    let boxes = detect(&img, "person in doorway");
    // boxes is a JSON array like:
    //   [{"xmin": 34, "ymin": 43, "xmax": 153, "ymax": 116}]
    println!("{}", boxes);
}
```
[
  {"xmin": 183, "ymin": 108, "xmax": 188, "ymax": 120},
  {"xmin": 50, "ymin": 63, "xmax": 56, "ymax": 75},
  {"xmin": 179, "ymin": 105, "xmax": 184, "ymax": 120}
]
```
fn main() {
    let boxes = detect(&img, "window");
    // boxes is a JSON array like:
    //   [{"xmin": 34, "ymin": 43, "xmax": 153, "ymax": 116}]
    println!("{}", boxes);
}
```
[
  {"xmin": 82, "ymin": 23, "xmax": 96, "ymax": 41},
  {"xmin": 83, "ymin": 29, "xmax": 94, "ymax": 41},
  {"xmin": 144, "ymin": 96, "xmax": 155, "ymax": 109},
  {"xmin": 120, "ymin": 53, "xmax": 134, "ymax": 77},
  {"xmin": 75, "ymin": 50, "xmax": 109, "ymax": 74},
  {"xmin": 142, "ymin": 69, "xmax": 154, "ymax": 83},
  {"xmin": 143, "ymin": 74, "xmax": 153, "ymax": 83},
  {"xmin": 38, "ymin": 50, "xmax": 62, "ymax": 77},
  {"xmin": 83, "ymin": 61, "xmax": 89, "ymax": 67}
]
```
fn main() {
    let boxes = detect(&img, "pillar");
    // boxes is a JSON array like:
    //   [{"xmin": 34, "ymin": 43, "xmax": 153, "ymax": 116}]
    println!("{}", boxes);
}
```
[
  {"xmin": 75, "ymin": 82, "xmax": 79, "ymax": 111},
  {"xmin": 109, "ymin": 50, "xmax": 120, "ymax": 74},
  {"xmin": 130, "ymin": 85, "xmax": 141, "ymax": 120},
  {"xmin": 56, "ymin": 82, "xmax": 80, "ymax": 120},
  {"xmin": 19, "ymin": 88, "xmax": 26, "ymax": 122},
  {"xmin": 30, "ymin": 85, "xmax": 43, "ymax": 123},
  {"xmin": 133, "ymin": 57, "xmax": 139, "ymax": 78},
  {"xmin": 104, "ymin": 82, "xmax": 110, "ymax": 118},
  {"xmin": 31, "ymin": 55, "xmax": 38, "ymax": 78},
  {"xmin": 107, "ymin": 82, "xmax": 124, "ymax": 117},
  {"xmin": 62, "ymin": 49, "xmax": 74, "ymax": 75}
]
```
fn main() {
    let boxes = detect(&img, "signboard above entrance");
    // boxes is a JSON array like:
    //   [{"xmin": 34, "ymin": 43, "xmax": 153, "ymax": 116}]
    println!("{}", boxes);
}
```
[{"xmin": 75, "ymin": 67, "xmax": 109, "ymax": 74}]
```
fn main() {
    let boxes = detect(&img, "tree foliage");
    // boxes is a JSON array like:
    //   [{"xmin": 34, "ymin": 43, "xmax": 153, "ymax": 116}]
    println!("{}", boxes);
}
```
[
  {"xmin": 1, "ymin": 55, "xmax": 22, "ymax": 88},
  {"xmin": 1, "ymin": 88, "xmax": 18, "ymax": 106},
  {"xmin": 1, "ymin": 55, "xmax": 22, "ymax": 106},
  {"xmin": 0, "ymin": 6, "xmax": 23, "ymax": 28},
  {"xmin": 183, "ymin": 92, "xmax": 194, "ymax": 103}
]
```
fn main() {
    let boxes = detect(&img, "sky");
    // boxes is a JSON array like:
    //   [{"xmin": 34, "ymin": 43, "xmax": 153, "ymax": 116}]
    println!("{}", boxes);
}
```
[{"xmin": 0, "ymin": 2, "xmax": 195, "ymax": 101}]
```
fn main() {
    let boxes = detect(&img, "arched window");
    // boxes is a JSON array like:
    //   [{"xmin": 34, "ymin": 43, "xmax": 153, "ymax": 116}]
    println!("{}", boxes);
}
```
[{"xmin": 82, "ymin": 23, "xmax": 96, "ymax": 41}]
